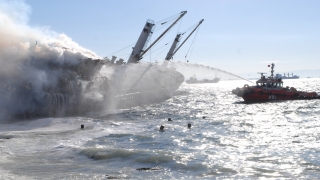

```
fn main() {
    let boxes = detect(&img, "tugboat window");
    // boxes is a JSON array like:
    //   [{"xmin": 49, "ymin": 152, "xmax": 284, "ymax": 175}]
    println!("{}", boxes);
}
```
[{"xmin": 267, "ymin": 83, "xmax": 271, "ymax": 88}]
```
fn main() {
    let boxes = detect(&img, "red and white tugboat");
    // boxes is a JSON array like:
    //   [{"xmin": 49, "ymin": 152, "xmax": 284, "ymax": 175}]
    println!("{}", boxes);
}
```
[{"xmin": 232, "ymin": 63, "xmax": 320, "ymax": 102}]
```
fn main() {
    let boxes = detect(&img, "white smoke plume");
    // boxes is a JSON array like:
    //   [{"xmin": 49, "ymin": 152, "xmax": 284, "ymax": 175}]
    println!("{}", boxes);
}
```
[
  {"xmin": 0, "ymin": 0, "xmax": 100, "ymax": 68},
  {"xmin": 0, "ymin": 0, "xmax": 103, "ymax": 120}
]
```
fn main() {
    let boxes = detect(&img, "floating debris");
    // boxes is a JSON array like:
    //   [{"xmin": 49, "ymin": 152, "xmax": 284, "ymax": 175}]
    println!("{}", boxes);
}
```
[
  {"xmin": 136, "ymin": 167, "xmax": 162, "ymax": 171},
  {"xmin": 159, "ymin": 125, "xmax": 165, "ymax": 131},
  {"xmin": 105, "ymin": 174, "xmax": 119, "ymax": 179},
  {"xmin": 188, "ymin": 123, "xmax": 191, "ymax": 128}
]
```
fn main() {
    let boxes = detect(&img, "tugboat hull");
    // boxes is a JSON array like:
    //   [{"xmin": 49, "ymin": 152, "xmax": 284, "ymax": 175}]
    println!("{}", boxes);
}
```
[{"xmin": 232, "ymin": 87, "xmax": 320, "ymax": 102}]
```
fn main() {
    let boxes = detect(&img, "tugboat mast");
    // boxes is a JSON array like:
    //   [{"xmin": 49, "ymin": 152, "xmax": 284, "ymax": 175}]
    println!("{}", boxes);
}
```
[{"xmin": 270, "ymin": 63, "xmax": 275, "ymax": 78}]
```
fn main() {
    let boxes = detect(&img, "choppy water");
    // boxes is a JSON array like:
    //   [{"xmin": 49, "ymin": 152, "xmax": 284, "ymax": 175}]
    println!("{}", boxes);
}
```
[{"xmin": 1, "ymin": 78, "xmax": 320, "ymax": 179}]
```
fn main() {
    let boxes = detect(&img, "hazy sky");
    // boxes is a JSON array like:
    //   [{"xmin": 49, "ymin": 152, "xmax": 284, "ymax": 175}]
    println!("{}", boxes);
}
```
[{"xmin": 20, "ymin": 0, "xmax": 320, "ymax": 73}]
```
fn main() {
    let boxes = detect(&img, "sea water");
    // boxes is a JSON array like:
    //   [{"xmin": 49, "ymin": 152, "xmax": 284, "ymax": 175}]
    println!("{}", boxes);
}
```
[{"xmin": 0, "ymin": 78, "xmax": 320, "ymax": 179}]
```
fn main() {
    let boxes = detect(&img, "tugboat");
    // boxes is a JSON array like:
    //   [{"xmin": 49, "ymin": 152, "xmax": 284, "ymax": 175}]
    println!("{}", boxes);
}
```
[
  {"xmin": 186, "ymin": 75, "xmax": 220, "ymax": 84},
  {"xmin": 232, "ymin": 63, "xmax": 320, "ymax": 102}
]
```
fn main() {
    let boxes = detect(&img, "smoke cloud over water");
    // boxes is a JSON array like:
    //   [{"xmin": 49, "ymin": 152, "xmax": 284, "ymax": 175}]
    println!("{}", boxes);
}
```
[
  {"xmin": 0, "ymin": 0, "xmax": 100, "ymax": 76},
  {"xmin": 0, "ymin": 0, "xmax": 105, "ymax": 120}
]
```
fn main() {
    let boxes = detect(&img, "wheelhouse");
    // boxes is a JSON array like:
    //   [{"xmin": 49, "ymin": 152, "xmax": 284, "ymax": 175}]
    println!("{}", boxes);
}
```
[{"xmin": 256, "ymin": 81, "xmax": 283, "ymax": 89}]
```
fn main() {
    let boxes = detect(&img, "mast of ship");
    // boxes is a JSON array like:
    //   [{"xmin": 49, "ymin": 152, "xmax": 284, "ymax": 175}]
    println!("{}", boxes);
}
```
[
  {"xmin": 127, "ymin": 11, "xmax": 187, "ymax": 63},
  {"xmin": 126, "ymin": 20, "xmax": 155, "ymax": 63},
  {"xmin": 162, "ymin": 19, "xmax": 204, "ymax": 67},
  {"xmin": 167, "ymin": 19, "xmax": 204, "ymax": 62},
  {"xmin": 162, "ymin": 33, "xmax": 182, "ymax": 67},
  {"xmin": 164, "ymin": 33, "xmax": 182, "ymax": 61}
]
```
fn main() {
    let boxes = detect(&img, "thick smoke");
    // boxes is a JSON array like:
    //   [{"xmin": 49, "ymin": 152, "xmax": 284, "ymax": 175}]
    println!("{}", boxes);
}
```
[
  {"xmin": 0, "ymin": 0, "xmax": 100, "ymax": 80},
  {"xmin": 0, "ymin": 0, "xmax": 103, "ymax": 120}
]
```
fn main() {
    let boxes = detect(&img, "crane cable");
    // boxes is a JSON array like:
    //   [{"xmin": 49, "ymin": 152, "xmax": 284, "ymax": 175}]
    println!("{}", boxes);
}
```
[
  {"xmin": 107, "ymin": 42, "xmax": 135, "ymax": 57},
  {"xmin": 151, "ymin": 21, "xmax": 202, "ymax": 62},
  {"xmin": 185, "ymin": 26, "xmax": 201, "ymax": 62},
  {"xmin": 181, "ymin": 24, "xmax": 198, "ymax": 35},
  {"xmin": 155, "ymin": 12, "xmax": 181, "ymax": 24},
  {"xmin": 145, "ymin": 16, "xmax": 186, "ymax": 61},
  {"xmin": 153, "ymin": 12, "xmax": 184, "ymax": 33}
]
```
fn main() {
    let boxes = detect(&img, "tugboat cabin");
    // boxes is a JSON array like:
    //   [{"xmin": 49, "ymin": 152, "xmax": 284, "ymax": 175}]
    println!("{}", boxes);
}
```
[{"xmin": 256, "ymin": 76, "xmax": 283, "ymax": 89}]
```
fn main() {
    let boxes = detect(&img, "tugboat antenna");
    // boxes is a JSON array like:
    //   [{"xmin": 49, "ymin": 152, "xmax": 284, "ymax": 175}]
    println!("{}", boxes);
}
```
[
  {"xmin": 270, "ymin": 63, "xmax": 275, "ymax": 78},
  {"xmin": 257, "ymin": 72, "xmax": 267, "ymax": 78}
]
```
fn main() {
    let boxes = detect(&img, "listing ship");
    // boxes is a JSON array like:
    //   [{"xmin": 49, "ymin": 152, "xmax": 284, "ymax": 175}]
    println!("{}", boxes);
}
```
[
  {"xmin": 275, "ymin": 73, "xmax": 299, "ymax": 79},
  {"xmin": 0, "ymin": 11, "xmax": 204, "ymax": 119},
  {"xmin": 231, "ymin": 63, "xmax": 319, "ymax": 102},
  {"xmin": 186, "ymin": 75, "xmax": 220, "ymax": 84}
]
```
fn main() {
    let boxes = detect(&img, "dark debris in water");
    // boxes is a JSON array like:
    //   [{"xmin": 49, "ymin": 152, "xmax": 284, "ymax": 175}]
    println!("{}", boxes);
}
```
[
  {"xmin": 159, "ymin": 125, "xmax": 165, "ymax": 132},
  {"xmin": 105, "ymin": 175, "xmax": 119, "ymax": 179},
  {"xmin": 0, "ymin": 135, "xmax": 14, "ymax": 140},
  {"xmin": 136, "ymin": 167, "xmax": 162, "ymax": 171}
]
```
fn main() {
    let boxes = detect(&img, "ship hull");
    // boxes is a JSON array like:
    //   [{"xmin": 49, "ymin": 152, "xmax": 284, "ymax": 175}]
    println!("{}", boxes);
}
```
[
  {"xmin": 103, "ymin": 63, "xmax": 184, "ymax": 109},
  {"xmin": 242, "ymin": 93, "xmax": 320, "ymax": 102},
  {"xmin": 0, "ymin": 61, "xmax": 184, "ymax": 120}
]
